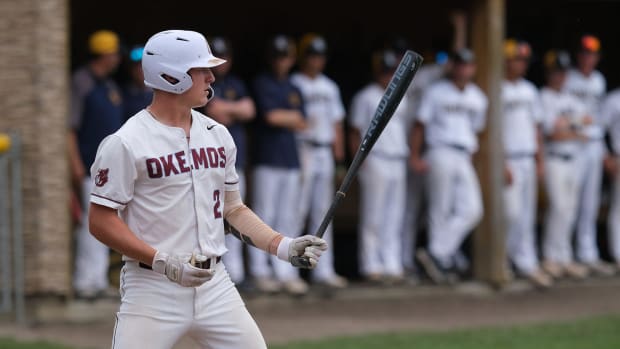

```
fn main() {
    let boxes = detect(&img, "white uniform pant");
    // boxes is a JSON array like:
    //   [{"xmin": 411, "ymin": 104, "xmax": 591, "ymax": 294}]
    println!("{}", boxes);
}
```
[
  {"xmin": 249, "ymin": 166, "xmax": 301, "ymax": 281},
  {"xmin": 112, "ymin": 262, "xmax": 265, "ymax": 349},
  {"xmin": 358, "ymin": 154, "xmax": 406, "ymax": 277},
  {"xmin": 425, "ymin": 147, "xmax": 483, "ymax": 268},
  {"xmin": 504, "ymin": 157, "xmax": 539, "ymax": 273},
  {"xmin": 298, "ymin": 144, "xmax": 338, "ymax": 281},
  {"xmin": 575, "ymin": 140, "xmax": 605, "ymax": 263},
  {"xmin": 223, "ymin": 171, "xmax": 246, "ymax": 284},
  {"xmin": 543, "ymin": 155, "xmax": 580, "ymax": 263},
  {"xmin": 608, "ymin": 156, "xmax": 620, "ymax": 262},
  {"xmin": 401, "ymin": 168, "xmax": 425, "ymax": 270},
  {"xmin": 74, "ymin": 177, "xmax": 109, "ymax": 292}
]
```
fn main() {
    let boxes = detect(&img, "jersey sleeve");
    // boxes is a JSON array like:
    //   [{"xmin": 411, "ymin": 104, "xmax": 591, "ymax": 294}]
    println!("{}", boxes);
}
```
[
  {"xmin": 223, "ymin": 131, "xmax": 240, "ymax": 192},
  {"xmin": 539, "ymin": 92, "xmax": 556, "ymax": 135},
  {"xmin": 349, "ymin": 92, "xmax": 369, "ymax": 131},
  {"xmin": 530, "ymin": 87, "xmax": 544, "ymax": 124},
  {"xmin": 330, "ymin": 83, "xmax": 346, "ymax": 123},
  {"xmin": 253, "ymin": 77, "xmax": 279, "ymax": 113},
  {"xmin": 416, "ymin": 87, "xmax": 435, "ymax": 125},
  {"xmin": 90, "ymin": 135, "xmax": 137, "ymax": 210}
]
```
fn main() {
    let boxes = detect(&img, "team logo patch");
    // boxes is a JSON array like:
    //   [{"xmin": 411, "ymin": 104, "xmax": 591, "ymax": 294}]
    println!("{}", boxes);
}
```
[{"xmin": 95, "ymin": 168, "xmax": 109, "ymax": 187}]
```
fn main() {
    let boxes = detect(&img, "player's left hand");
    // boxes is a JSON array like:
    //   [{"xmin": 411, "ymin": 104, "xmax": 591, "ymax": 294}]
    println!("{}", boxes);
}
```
[{"xmin": 277, "ymin": 235, "xmax": 328, "ymax": 269}]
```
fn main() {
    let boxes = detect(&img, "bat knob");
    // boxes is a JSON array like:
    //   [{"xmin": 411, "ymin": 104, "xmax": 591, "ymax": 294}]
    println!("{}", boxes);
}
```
[{"xmin": 291, "ymin": 256, "xmax": 312, "ymax": 269}]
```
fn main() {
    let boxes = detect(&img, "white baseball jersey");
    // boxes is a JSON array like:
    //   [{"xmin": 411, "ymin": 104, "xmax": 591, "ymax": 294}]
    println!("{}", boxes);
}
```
[
  {"xmin": 602, "ymin": 89, "xmax": 620, "ymax": 154},
  {"xmin": 540, "ymin": 87, "xmax": 586, "ymax": 155},
  {"xmin": 564, "ymin": 68, "xmax": 606, "ymax": 139},
  {"xmin": 291, "ymin": 73, "xmax": 345, "ymax": 144},
  {"xmin": 405, "ymin": 63, "xmax": 446, "ymax": 117},
  {"xmin": 350, "ymin": 82, "xmax": 411, "ymax": 158},
  {"xmin": 90, "ymin": 109, "xmax": 239, "ymax": 260},
  {"xmin": 502, "ymin": 79, "xmax": 543, "ymax": 155},
  {"xmin": 417, "ymin": 79, "xmax": 488, "ymax": 153}
]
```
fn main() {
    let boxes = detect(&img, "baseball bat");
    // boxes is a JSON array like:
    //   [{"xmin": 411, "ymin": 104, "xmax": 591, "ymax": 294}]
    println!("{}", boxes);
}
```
[{"xmin": 292, "ymin": 50, "xmax": 423, "ymax": 268}]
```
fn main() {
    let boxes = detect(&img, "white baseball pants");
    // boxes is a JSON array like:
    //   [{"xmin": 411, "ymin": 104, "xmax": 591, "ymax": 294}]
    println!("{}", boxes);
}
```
[
  {"xmin": 401, "ymin": 168, "xmax": 425, "ymax": 270},
  {"xmin": 74, "ymin": 176, "xmax": 110, "ymax": 293},
  {"xmin": 425, "ymin": 147, "xmax": 483, "ymax": 268},
  {"xmin": 249, "ymin": 166, "xmax": 301, "ymax": 281},
  {"xmin": 504, "ymin": 157, "xmax": 539, "ymax": 273},
  {"xmin": 575, "ymin": 141, "xmax": 605, "ymax": 263},
  {"xmin": 358, "ymin": 154, "xmax": 406, "ymax": 277},
  {"xmin": 543, "ymin": 155, "xmax": 580, "ymax": 264},
  {"xmin": 111, "ymin": 262, "xmax": 266, "ymax": 349},
  {"xmin": 298, "ymin": 143, "xmax": 338, "ymax": 281}
]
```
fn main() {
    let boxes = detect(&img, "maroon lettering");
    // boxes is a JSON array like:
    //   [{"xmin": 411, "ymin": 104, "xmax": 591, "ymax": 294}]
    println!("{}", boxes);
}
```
[
  {"xmin": 191, "ymin": 148, "xmax": 208, "ymax": 170},
  {"xmin": 207, "ymin": 147, "xmax": 219, "ymax": 168},
  {"xmin": 146, "ymin": 158, "xmax": 163, "ymax": 178},
  {"xmin": 175, "ymin": 151, "xmax": 191, "ymax": 173},
  {"xmin": 159, "ymin": 154, "xmax": 180, "ymax": 176},
  {"xmin": 218, "ymin": 147, "xmax": 226, "ymax": 168}
]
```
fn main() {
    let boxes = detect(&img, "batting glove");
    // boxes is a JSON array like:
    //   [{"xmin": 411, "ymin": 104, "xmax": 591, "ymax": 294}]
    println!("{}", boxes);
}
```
[
  {"xmin": 277, "ymin": 235, "xmax": 328, "ymax": 269},
  {"xmin": 151, "ymin": 251, "xmax": 216, "ymax": 287}
]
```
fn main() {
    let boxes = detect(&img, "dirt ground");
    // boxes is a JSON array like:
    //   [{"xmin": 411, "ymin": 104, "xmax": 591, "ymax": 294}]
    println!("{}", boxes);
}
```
[{"xmin": 1, "ymin": 277, "xmax": 620, "ymax": 349}]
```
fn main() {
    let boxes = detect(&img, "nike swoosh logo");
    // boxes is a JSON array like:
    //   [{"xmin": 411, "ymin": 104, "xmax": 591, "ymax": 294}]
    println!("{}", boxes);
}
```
[{"xmin": 206, "ymin": 124, "xmax": 216, "ymax": 130}]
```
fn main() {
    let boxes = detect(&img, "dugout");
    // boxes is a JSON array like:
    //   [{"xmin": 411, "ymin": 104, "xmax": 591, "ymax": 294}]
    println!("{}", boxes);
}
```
[{"xmin": 0, "ymin": 0, "xmax": 618, "ymax": 316}]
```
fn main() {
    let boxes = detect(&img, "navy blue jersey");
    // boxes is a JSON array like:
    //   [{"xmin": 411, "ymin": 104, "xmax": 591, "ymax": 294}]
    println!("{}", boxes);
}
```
[
  {"xmin": 212, "ymin": 74, "xmax": 250, "ymax": 170},
  {"xmin": 122, "ymin": 84, "xmax": 153, "ymax": 123},
  {"xmin": 70, "ymin": 66, "xmax": 124, "ymax": 174},
  {"xmin": 252, "ymin": 73, "xmax": 305, "ymax": 168}
]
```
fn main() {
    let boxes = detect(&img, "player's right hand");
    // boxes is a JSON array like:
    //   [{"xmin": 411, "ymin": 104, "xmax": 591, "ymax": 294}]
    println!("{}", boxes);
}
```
[{"xmin": 152, "ymin": 251, "xmax": 215, "ymax": 287}]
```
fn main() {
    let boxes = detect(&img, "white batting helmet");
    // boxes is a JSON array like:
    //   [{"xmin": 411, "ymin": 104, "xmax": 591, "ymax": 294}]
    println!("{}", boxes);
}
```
[{"xmin": 142, "ymin": 30, "xmax": 226, "ymax": 94}]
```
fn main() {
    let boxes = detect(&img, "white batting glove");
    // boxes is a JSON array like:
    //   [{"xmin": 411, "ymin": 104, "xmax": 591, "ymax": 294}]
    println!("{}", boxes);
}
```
[
  {"xmin": 151, "ymin": 251, "xmax": 216, "ymax": 287},
  {"xmin": 277, "ymin": 235, "xmax": 328, "ymax": 269}
]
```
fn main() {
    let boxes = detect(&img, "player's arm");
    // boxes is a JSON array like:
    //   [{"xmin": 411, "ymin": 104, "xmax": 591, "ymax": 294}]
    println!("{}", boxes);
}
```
[
  {"xmin": 265, "ymin": 109, "xmax": 307, "ymax": 131},
  {"xmin": 534, "ymin": 125, "xmax": 545, "ymax": 178},
  {"xmin": 223, "ymin": 190, "xmax": 327, "ymax": 269},
  {"xmin": 67, "ymin": 131, "xmax": 85, "ymax": 185},
  {"xmin": 333, "ymin": 121, "xmax": 345, "ymax": 162},
  {"xmin": 207, "ymin": 97, "xmax": 255, "ymax": 125},
  {"xmin": 409, "ymin": 121, "xmax": 428, "ymax": 173},
  {"xmin": 89, "ymin": 204, "xmax": 156, "ymax": 265}
]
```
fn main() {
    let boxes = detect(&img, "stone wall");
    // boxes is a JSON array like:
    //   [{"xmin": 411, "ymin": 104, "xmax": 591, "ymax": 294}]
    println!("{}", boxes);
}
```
[{"xmin": 0, "ymin": 0, "xmax": 70, "ymax": 295}]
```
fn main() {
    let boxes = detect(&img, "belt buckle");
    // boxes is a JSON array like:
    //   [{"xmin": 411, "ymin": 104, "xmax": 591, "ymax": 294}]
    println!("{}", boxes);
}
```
[{"xmin": 194, "ymin": 256, "xmax": 221, "ymax": 269}]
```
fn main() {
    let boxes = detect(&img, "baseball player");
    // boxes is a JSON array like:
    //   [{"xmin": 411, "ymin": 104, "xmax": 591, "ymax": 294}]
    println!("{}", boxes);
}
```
[
  {"xmin": 204, "ymin": 37, "xmax": 256, "ymax": 286},
  {"xmin": 501, "ymin": 39, "xmax": 550, "ymax": 288},
  {"xmin": 87, "ymin": 30, "xmax": 327, "ymax": 349},
  {"xmin": 291, "ymin": 34, "xmax": 348, "ymax": 288},
  {"xmin": 249, "ymin": 35, "xmax": 310, "ymax": 295},
  {"xmin": 540, "ymin": 50, "xmax": 590, "ymax": 280},
  {"xmin": 69, "ymin": 30, "xmax": 123, "ymax": 299},
  {"xmin": 411, "ymin": 49, "xmax": 488, "ymax": 284},
  {"xmin": 121, "ymin": 45, "xmax": 153, "ymax": 123},
  {"xmin": 602, "ymin": 88, "xmax": 620, "ymax": 270},
  {"xmin": 563, "ymin": 35, "xmax": 615, "ymax": 276},
  {"xmin": 349, "ymin": 49, "xmax": 411, "ymax": 283}
]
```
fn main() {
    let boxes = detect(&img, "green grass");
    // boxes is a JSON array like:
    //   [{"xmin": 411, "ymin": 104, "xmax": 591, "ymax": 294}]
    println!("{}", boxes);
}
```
[
  {"xmin": 272, "ymin": 315, "xmax": 620, "ymax": 349},
  {"xmin": 0, "ymin": 338, "xmax": 72, "ymax": 349}
]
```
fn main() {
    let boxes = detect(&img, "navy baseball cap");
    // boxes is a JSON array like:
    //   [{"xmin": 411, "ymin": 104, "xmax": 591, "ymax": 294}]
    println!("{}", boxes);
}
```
[{"xmin": 451, "ymin": 48, "xmax": 475, "ymax": 64}]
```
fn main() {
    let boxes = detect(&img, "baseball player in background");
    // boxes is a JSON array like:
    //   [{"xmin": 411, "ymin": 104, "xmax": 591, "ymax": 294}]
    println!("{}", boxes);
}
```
[
  {"xmin": 249, "ymin": 35, "xmax": 310, "ymax": 295},
  {"xmin": 501, "ymin": 39, "xmax": 551, "ymax": 288},
  {"xmin": 69, "ymin": 30, "xmax": 123, "ymax": 300},
  {"xmin": 540, "ymin": 50, "xmax": 590, "ymax": 280},
  {"xmin": 204, "ymin": 36, "xmax": 256, "ymax": 286},
  {"xmin": 291, "ymin": 34, "xmax": 348, "ymax": 288},
  {"xmin": 350, "ymin": 49, "xmax": 411, "ymax": 284},
  {"xmin": 564, "ymin": 35, "xmax": 615, "ymax": 276},
  {"xmin": 411, "ymin": 49, "xmax": 488, "ymax": 284},
  {"xmin": 601, "ymin": 87, "xmax": 620, "ymax": 271},
  {"xmin": 87, "ymin": 30, "xmax": 327, "ymax": 349},
  {"xmin": 121, "ymin": 45, "xmax": 153, "ymax": 123}
]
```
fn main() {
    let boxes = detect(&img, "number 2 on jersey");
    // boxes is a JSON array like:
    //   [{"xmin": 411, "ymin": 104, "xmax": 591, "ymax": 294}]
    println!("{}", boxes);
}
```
[{"xmin": 213, "ymin": 189, "xmax": 222, "ymax": 219}]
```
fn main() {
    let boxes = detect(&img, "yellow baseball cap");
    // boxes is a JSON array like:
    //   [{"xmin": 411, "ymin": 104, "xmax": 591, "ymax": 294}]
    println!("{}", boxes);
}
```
[
  {"xmin": 89, "ymin": 30, "xmax": 119, "ymax": 55},
  {"xmin": 504, "ymin": 39, "xmax": 531, "ymax": 59}
]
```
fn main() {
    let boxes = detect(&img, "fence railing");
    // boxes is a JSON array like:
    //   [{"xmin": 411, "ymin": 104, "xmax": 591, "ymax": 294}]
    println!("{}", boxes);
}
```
[{"xmin": 0, "ymin": 132, "xmax": 24, "ymax": 324}]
